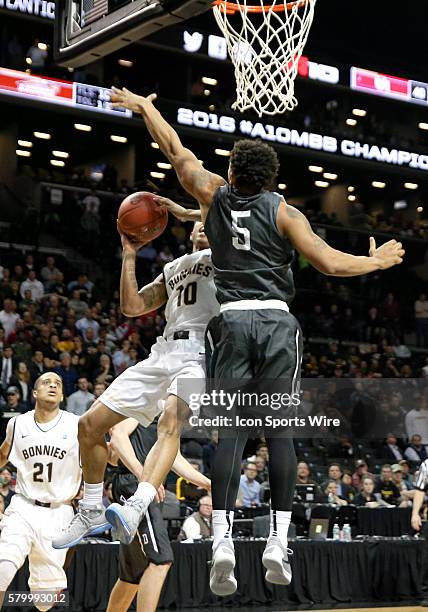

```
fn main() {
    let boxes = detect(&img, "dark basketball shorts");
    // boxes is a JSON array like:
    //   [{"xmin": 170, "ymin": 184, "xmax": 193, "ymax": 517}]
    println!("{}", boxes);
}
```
[
  {"xmin": 113, "ymin": 473, "xmax": 173, "ymax": 584},
  {"xmin": 204, "ymin": 308, "xmax": 303, "ymax": 433}
]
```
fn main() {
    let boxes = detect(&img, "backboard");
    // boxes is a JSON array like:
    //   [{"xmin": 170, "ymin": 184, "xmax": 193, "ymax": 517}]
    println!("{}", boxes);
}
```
[{"xmin": 54, "ymin": 0, "xmax": 211, "ymax": 67}]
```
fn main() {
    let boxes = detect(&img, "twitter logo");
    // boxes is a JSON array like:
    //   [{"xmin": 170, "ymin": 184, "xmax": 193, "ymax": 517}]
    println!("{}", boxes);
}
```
[{"xmin": 183, "ymin": 30, "xmax": 204, "ymax": 53}]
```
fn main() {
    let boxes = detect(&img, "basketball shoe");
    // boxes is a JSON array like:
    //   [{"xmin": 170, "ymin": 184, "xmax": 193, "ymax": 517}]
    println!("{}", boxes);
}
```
[
  {"xmin": 262, "ymin": 536, "xmax": 293, "ymax": 585},
  {"xmin": 52, "ymin": 502, "xmax": 110, "ymax": 548},
  {"xmin": 209, "ymin": 538, "xmax": 237, "ymax": 596}
]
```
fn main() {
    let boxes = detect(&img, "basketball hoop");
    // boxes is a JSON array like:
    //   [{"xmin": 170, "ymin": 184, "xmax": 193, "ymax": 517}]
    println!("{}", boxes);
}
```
[{"xmin": 212, "ymin": 0, "xmax": 317, "ymax": 116}]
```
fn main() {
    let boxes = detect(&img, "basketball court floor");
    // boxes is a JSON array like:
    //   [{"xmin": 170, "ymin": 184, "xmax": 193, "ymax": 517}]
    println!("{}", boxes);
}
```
[{"xmin": 177, "ymin": 607, "xmax": 425, "ymax": 612}]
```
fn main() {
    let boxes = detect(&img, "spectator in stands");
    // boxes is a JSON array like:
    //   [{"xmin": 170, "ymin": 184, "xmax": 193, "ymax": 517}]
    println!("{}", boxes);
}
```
[
  {"xmin": 45, "ymin": 334, "xmax": 61, "ymax": 367},
  {"xmin": 26, "ymin": 38, "xmax": 48, "ymax": 73},
  {"xmin": 256, "ymin": 443, "xmax": 269, "ymax": 464},
  {"xmin": 375, "ymin": 464, "xmax": 401, "ymax": 506},
  {"xmin": 68, "ymin": 290, "xmax": 88, "ymax": 319},
  {"xmin": 40, "ymin": 256, "xmax": 62, "ymax": 290},
  {"xmin": 66, "ymin": 377, "xmax": 94, "ymax": 416},
  {"xmin": 405, "ymin": 434, "xmax": 428, "ymax": 464},
  {"xmin": 296, "ymin": 461, "xmax": 318, "ymax": 485},
  {"xmin": 54, "ymin": 352, "xmax": 78, "ymax": 397},
  {"xmin": 179, "ymin": 495, "xmax": 213, "ymax": 540},
  {"xmin": 0, "ymin": 467, "xmax": 15, "ymax": 509},
  {"xmin": 328, "ymin": 433, "xmax": 356, "ymax": 459},
  {"xmin": 76, "ymin": 309, "xmax": 100, "ymax": 342},
  {"xmin": 353, "ymin": 476, "xmax": 379, "ymax": 507},
  {"xmin": 352, "ymin": 459, "xmax": 375, "ymax": 490},
  {"xmin": 20, "ymin": 271, "xmax": 44, "ymax": 302},
  {"xmin": 81, "ymin": 188, "xmax": 101, "ymax": 217},
  {"xmin": 405, "ymin": 398, "xmax": 428, "ymax": 446},
  {"xmin": 399, "ymin": 460, "xmax": 414, "ymax": 487},
  {"xmin": 392, "ymin": 463, "xmax": 414, "ymax": 493},
  {"xmin": 10, "ymin": 362, "xmax": 32, "ymax": 410},
  {"xmin": 378, "ymin": 433, "xmax": 404, "ymax": 462},
  {"xmin": 324, "ymin": 480, "xmax": 348, "ymax": 506},
  {"xmin": 93, "ymin": 354, "xmax": 114, "ymax": 386},
  {"xmin": 4, "ymin": 386, "xmax": 25, "ymax": 414},
  {"xmin": 0, "ymin": 346, "xmax": 16, "ymax": 393},
  {"xmin": 415, "ymin": 292, "xmax": 428, "ymax": 347},
  {"xmin": 11, "ymin": 329, "xmax": 32, "ymax": 364},
  {"xmin": 323, "ymin": 463, "xmax": 352, "ymax": 502},
  {"xmin": 239, "ymin": 462, "xmax": 262, "ymax": 507},
  {"xmin": 29, "ymin": 350, "xmax": 45, "ymax": 385},
  {"xmin": 93, "ymin": 382, "xmax": 106, "ymax": 400},
  {"xmin": 0, "ymin": 299, "xmax": 19, "ymax": 341},
  {"xmin": 67, "ymin": 274, "xmax": 93, "ymax": 301},
  {"xmin": 255, "ymin": 456, "xmax": 269, "ymax": 484},
  {"xmin": 202, "ymin": 432, "xmax": 218, "ymax": 476},
  {"xmin": 112, "ymin": 339, "xmax": 132, "ymax": 375}
]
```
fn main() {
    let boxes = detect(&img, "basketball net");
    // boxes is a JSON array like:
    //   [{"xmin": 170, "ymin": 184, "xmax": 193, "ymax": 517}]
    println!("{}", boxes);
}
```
[{"xmin": 213, "ymin": 0, "xmax": 317, "ymax": 116}]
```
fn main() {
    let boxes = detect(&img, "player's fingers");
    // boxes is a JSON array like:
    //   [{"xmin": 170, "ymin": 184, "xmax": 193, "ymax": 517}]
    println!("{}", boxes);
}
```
[
  {"xmin": 369, "ymin": 236, "xmax": 376, "ymax": 255},
  {"xmin": 147, "ymin": 93, "xmax": 157, "ymax": 103}
]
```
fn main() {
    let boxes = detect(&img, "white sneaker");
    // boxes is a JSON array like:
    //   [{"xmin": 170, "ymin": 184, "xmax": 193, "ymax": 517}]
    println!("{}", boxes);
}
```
[
  {"xmin": 209, "ymin": 538, "xmax": 237, "ymax": 596},
  {"xmin": 52, "ymin": 502, "xmax": 110, "ymax": 549},
  {"xmin": 262, "ymin": 536, "xmax": 293, "ymax": 585},
  {"xmin": 105, "ymin": 494, "xmax": 150, "ymax": 545}
]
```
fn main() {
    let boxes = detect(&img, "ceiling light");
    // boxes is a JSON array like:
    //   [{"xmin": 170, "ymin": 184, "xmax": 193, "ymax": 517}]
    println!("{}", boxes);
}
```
[
  {"xmin": 417, "ymin": 206, "xmax": 424, "ymax": 213},
  {"xmin": 16, "ymin": 149, "xmax": 31, "ymax": 157},
  {"xmin": 157, "ymin": 162, "xmax": 172, "ymax": 170},
  {"xmin": 52, "ymin": 150, "xmax": 69, "ymax": 159},
  {"xmin": 346, "ymin": 118, "xmax": 357, "ymax": 126},
  {"xmin": 203, "ymin": 89, "xmax": 211, "ymax": 96},
  {"xmin": 348, "ymin": 186, "xmax": 355, "ymax": 192},
  {"xmin": 352, "ymin": 108, "xmax": 366, "ymax": 117},
  {"xmin": 110, "ymin": 135, "xmax": 127, "ymax": 143},
  {"xmin": 26, "ymin": 57, "xmax": 32, "ymax": 65},
  {"xmin": 50, "ymin": 159, "xmax": 65, "ymax": 167},
  {"xmin": 215, "ymin": 148, "xmax": 231, "ymax": 156},
  {"xmin": 34, "ymin": 131, "xmax": 51, "ymax": 140},
  {"xmin": 315, "ymin": 180, "xmax": 329, "ymax": 188},
  {"xmin": 150, "ymin": 171, "xmax": 165, "ymax": 179},
  {"xmin": 202, "ymin": 77, "xmax": 218, "ymax": 86},
  {"xmin": 348, "ymin": 195, "xmax": 356, "ymax": 202},
  {"xmin": 151, "ymin": 142, "xmax": 160, "ymax": 149},
  {"xmin": 74, "ymin": 123, "xmax": 92, "ymax": 132},
  {"xmin": 308, "ymin": 165, "xmax": 323, "ymax": 173},
  {"xmin": 418, "ymin": 122, "xmax": 428, "ymax": 131},
  {"xmin": 208, "ymin": 105, "xmax": 216, "ymax": 111},
  {"xmin": 404, "ymin": 182, "xmax": 418, "ymax": 190},
  {"xmin": 372, "ymin": 181, "xmax": 386, "ymax": 188},
  {"xmin": 323, "ymin": 172, "xmax": 338, "ymax": 180},
  {"xmin": 38, "ymin": 42, "xmax": 48, "ymax": 51},
  {"xmin": 118, "ymin": 59, "xmax": 133, "ymax": 67},
  {"xmin": 278, "ymin": 183, "xmax": 287, "ymax": 190},
  {"xmin": 17, "ymin": 140, "xmax": 32, "ymax": 148}
]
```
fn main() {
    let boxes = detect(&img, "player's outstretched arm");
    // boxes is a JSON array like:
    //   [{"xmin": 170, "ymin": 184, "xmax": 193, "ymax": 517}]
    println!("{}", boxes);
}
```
[
  {"xmin": 0, "ymin": 440, "xmax": 10, "ymax": 470},
  {"xmin": 277, "ymin": 203, "xmax": 405, "ymax": 277},
  {"xmin": 109, "ymin": 418, "xmax": 143, "ymax": 479},
  {"xmin": 110, "ymin": 87, "xmax": 225, "ymax": 212},
  {"xmin": 0, "ymin": 418, "xmax": 14, "ymax": 469},
  {"xmin": 119, "ymin": 231, "xmax": 167, "ymax": 317},
  {"xmin": 153, "ymin": 196, "xmax": 202, "ymax": 222},
  {"xmin": 172, "ymin": 451, "xmax": 211, "ymax": 491}
]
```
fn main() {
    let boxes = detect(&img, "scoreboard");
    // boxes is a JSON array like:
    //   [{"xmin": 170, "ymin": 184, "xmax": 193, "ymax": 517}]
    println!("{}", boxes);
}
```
[{"xmin": 351, "ymin": 66, "xmax": 428, "ymax": 107}]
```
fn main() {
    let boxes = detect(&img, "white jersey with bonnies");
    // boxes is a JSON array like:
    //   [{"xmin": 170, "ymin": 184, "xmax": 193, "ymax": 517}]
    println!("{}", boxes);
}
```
[
  {"xmin": 161, "ymin": 248, "xmax": 219, "ymax": 337},
  {"xmin": 7, "ymin": 409, "xmax": 81, "ymax": 504}
]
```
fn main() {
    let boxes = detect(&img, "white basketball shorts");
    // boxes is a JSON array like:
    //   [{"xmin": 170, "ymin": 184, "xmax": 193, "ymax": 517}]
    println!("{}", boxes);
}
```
[
  {"xmin": 100, "ymin": 336, "xmax": 206, "ymax": 427},
  {"xmin": 0, "ymin": 494, "xmax": 74, "ymax": 590}
]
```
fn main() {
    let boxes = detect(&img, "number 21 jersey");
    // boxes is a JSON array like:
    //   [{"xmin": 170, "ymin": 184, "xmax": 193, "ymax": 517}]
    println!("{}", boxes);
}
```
[{"xmin": 7, "ymin": 410, "xmax": 81, "ymax": 504}]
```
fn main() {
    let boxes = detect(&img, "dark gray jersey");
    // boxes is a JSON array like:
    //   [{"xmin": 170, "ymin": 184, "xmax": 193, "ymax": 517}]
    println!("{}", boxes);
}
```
[{"xmin": 204, "ymin": 184, "xmax": 295, "ymax": 305}]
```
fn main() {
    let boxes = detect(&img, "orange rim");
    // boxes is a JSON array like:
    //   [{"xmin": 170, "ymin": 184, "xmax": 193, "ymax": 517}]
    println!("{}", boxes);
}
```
[{"xmin": 212, "ymin": 0, "xmax": 309, "ymax": 14}]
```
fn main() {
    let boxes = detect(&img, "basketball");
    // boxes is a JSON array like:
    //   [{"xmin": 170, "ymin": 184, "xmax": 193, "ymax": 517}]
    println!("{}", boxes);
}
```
[{"xmin": 117, "ymin": 191, "xmax": 168, "ymax": 243}]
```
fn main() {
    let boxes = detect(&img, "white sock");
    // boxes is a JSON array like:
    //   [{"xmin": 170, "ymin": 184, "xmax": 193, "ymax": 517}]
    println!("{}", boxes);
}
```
[
  {"xmin": 133, "ymin": 481, "xmax": 157, "ymax": 504},
  {"xmin": 82, "ymin": 482, "xmax": 104, "ymax": 506},
  {"xmin": 212, "ymin": 510, "xmax": 234, "ymax": 548},
  {"xmin": 269, "ymin": 510, "xmax": 291, "ymax": 546}
]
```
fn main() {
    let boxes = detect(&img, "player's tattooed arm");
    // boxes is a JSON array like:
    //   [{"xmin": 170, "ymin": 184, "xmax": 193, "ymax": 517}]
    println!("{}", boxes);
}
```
[
  {"xmin": 120, "ymin": 233, "xmax": 167, "ymax": 316},
  {"xmin": 152, "ymin": 196, "xmax": 202, "ymax": 222},
  {"xmin": 110, "ymin": 87, "xmax": 225, "ymax": 214},
  {"xmin": 277, "ymin": 201, "xmax": 405, "ymax": 277}
]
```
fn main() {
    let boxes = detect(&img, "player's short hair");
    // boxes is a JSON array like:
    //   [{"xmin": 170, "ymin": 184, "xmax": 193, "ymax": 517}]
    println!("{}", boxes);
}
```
[
  {"xmin": 34, "ymin": 373, "xmax": 63, "ymax": 390},
  {"xmin": 230, "ymin": 139, "xmax": 279, "ymax": 192}
]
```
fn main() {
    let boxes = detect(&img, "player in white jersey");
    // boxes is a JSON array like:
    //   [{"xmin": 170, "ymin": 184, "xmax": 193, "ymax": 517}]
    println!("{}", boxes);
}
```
[
  {"xmin": 54, "ymin": 221, "xmax": 218, "ymax": 549},
  {"xmin": 412, "ymin": 459, "xmax": 428, "ymax": 606},
  {"xmin": 0, "ymin": 371, "xmax": 81, "ymax": 610}
]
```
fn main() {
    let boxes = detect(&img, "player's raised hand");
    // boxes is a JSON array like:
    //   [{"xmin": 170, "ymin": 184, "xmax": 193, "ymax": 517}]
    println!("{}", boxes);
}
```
[
  {"xmin": 110, "ymin": 86, "xmax": 157, "ymax": 112},
  {"xmin": 117, "ymin": 221, "xmax": 146, "ymax": 253},
  {"xmin": 369, "ymin": 236, "xmax": 405, "ymax": 270},
  {"xmin": 153, "ymin": 195, "xmax": 188, "ymax": 222}
]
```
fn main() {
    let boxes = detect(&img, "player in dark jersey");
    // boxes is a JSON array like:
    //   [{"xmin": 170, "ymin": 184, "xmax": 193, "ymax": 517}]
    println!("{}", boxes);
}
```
[
  {"xmin": 111, "ymin": 87, "xmax": 405, "ymax": 595},
  {"xmin": 107, "ymin": 417, "xmax": 210, "ymax": 612}
]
